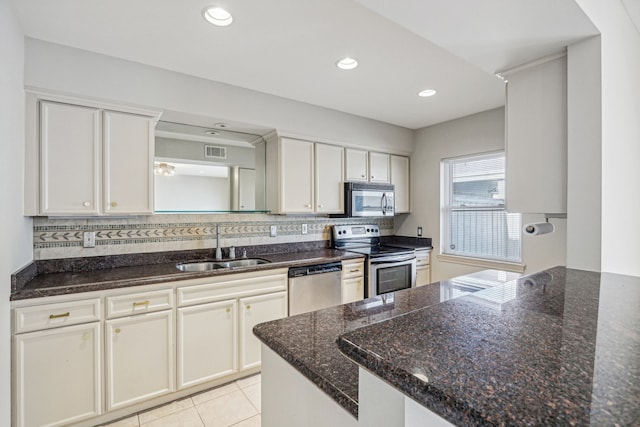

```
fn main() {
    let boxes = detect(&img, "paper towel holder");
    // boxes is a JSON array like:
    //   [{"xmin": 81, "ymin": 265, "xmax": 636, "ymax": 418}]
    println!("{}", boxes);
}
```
[{"xmin": 544, "ymin": 213, "xmax": 567, "ymax": 222}]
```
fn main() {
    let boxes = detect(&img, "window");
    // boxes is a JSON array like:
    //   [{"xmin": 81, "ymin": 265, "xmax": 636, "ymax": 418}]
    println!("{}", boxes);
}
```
[{"xmin": 441, "ymin": 152, "xmax": 521, "ymax": 263}]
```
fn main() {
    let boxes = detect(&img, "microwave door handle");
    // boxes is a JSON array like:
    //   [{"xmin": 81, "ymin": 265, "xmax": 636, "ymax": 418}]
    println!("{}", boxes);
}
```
[{"xmin": 381, "ymin": 193, "xmax": 387, "ymax": 215}]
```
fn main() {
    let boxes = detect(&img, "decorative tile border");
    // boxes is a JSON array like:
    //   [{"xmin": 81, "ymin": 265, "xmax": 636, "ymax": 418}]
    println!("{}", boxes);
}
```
[{"xmin": 33, "ymin": 214, "xmax": 394, "ymax": 260}]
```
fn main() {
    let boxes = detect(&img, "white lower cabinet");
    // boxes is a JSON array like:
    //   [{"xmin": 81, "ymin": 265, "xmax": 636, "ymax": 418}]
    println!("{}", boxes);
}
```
[
  {"xmin": 12, "ymin": 268, "xmax": 288, "ymax": 426},
  {"xmin": 105, "ymin": 309, "xmax": 175, "ymax": 411},
  {"xmin": 341, "ymin": 259, "xmax": 366, "ymax": 304},
  {"xmin": 14, "ymin": 322, "xmax": 102, "ymax": 427},
  {"xmin": 239, "ymin": 292, "xmax": 288, "ymax": 370},
  {"xmin": 415, "ymin": 249, "xmax": 431, "ymax": 287},
  {"xmin": 177, "ymin": 299, "xmax": 238, "ymax": 389}
]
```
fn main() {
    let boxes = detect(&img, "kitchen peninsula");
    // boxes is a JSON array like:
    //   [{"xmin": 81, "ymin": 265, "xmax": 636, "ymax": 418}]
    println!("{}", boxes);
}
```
[{"xmin": 254, "ymin": 267, "xmax": 640, "ymax": 426}]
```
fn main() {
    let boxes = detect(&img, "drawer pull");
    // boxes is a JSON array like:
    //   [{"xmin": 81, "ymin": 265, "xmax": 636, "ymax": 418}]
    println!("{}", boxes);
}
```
[
  {"xmin": 349, "ymin": 269, "xmax": 361, "ymax": 273},
  {"xmin": 226, "ymin": 307, "xmax": 231, "ymax": 313},
  {"xmin": 132, "ymin": 300, "xmax": 150, "ymax": 307},
  {"xmin": 246, "ymin": 305, "xmax": 251, "ymax": 310},
  {"xmin": 49, "ymin": 312, "xmax": 70, "ymax": 319},
  {"xmin": 115, "ymin": 328, "xmax": 121, "ymax": 334}
]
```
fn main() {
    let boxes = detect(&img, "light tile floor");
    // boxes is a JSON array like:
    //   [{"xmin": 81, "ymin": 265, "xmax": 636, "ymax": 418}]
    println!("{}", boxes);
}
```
[{"xmin": 102, "ymin": 374, "xmax": 261, "ymax": 427}]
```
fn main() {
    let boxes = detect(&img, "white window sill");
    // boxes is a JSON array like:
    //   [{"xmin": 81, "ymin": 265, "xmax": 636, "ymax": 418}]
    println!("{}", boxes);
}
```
[{"xmin": 436, "ymin": 254, "xmax": 526, "ymax": 273}]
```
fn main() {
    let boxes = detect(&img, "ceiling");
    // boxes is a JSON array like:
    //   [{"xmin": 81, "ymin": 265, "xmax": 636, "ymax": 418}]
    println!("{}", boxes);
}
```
[{"xmin": 11, "ymin": 0, "xmax": 600, "ymax": 130}]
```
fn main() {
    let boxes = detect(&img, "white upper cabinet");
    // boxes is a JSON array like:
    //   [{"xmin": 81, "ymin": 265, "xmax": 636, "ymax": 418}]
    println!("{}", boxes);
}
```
[
  {"xmin": 315, "ymin": 143, "xmax": 344, "ymax": 213},
  {"xmin": 279, "ymin": 137, "xmax": 315, "ymax": 213},
  {"xmin": 369, "ymin": 152, "xmax": 390, "ymax": 183},
  {"xmin": 25, "ymin": 92, "xmax": 161, "ymax": 216},
  {"xmin": 390, "ymin": 155, "xmax": 410, "ymax": 213},
  {"xmin": 40, "ymin": 101, "xmax": 101, "ymax": 215},
  {"xmin": 505, "ymin": 55, "xmax": 567, "ymax": 214},
  {"xmin": 345, "ymin": 148, "xmax": 369, "ymax": 182},
  {"xmin": 103, "ymin": 111, "xmax": 155, "ymax": 215},
  {"xmin": 268, "ymin": 137, "xmax": 344, "ymax": 214},
  {"xmin": 346, "ymin": 149, "xmax": 391, "ymax": 184}
]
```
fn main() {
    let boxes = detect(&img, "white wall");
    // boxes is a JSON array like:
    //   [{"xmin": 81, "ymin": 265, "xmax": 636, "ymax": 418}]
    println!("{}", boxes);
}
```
[
  {"xmin": 574, "ymin": 1, "xmax": 640, "ymax": 277},
  {"xmin": 567, "ymin": 36, "xmax": 602, "ymax": 272},
  {"xmin": 0, "ymin": 1, "xmax": 34, "ymax": 424},
  {"xmin": 397, "ymin": 108, "xmax": 567, "ymax": 281},
  {"xmin": 23, "ymin": 38, "xmax": 414, "ymax": 153},
  {"xmin": 155, "ymin": 175, "xmax": 230, "ymax": 211}
]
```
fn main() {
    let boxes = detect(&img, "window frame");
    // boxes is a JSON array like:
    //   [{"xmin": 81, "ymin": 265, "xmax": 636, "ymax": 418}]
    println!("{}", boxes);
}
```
[{"xmin": 440, "ymin": 150, "xmax": 522, "ymax": 264}]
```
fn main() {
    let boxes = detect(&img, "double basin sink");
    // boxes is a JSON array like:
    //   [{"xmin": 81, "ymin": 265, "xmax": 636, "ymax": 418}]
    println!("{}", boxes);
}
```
[{"xmin": 176, "ymin": 258, "xmax": 270, "ymax": 272}]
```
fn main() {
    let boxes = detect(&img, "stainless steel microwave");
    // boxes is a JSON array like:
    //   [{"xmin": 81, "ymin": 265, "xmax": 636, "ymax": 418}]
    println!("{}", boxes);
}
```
[{"xmin": 341, "ymin": 182, "xmax": 395, "ymax": 217}]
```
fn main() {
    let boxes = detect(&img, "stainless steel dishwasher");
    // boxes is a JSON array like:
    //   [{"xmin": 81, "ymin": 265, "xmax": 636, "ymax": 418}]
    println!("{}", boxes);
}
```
[{"xmin": 288, "ymin": 262, "xmax": 342, "ymax": 316}]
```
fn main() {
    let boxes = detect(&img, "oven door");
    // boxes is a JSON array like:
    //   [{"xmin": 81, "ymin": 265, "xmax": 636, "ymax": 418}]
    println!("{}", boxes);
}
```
[{"xmin": 368, "ymin": 255, "xmax": 416, "ymax": 297}]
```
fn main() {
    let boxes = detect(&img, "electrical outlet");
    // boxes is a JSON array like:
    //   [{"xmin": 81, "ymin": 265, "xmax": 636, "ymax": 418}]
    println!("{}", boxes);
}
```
[
  {"xmin": 301, "ymin": 223, "xmax": 308, "ymax": 235},
  {"xmin": 417, "ymin": 226, "xmax": 423, "ymax": 237},
  {"xmin": 83, "ymin": 231, "xmax": 96, "ymax": 248},
  {"xmin": 270, "ymin": 225, "xmax": 277, "ymax": 237}
]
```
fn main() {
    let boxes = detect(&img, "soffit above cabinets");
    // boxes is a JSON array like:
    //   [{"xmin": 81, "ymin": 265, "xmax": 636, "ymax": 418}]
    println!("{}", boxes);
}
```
[{"xmin": 12, "ymin": 0, "xmax": 597, "ymax": 129}]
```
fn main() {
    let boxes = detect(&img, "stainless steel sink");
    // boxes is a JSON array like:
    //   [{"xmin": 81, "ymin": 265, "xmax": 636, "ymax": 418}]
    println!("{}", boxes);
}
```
[
  {"xmin": 176, "ymin": 261, "xmax": 227, "ymax": 272},
  {"xmin": 215, "ymin": 258, "xmax": 270, "ymax": 268},
  {"xmin": 176, "ymin": 258, "xmax": 270, "ymax": 271}
]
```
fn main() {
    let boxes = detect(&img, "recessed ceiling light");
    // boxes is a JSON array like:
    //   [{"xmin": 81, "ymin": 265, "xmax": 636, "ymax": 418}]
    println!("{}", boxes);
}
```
[
  {"xmin": 214, "ymin": 123, "xmax": 229, "ymax": 128},
  {"xmin": 418, "ymin": 89, "xmax": 437, "ymax": 97},
  {"xmin": 205, "ymin": 130, "xmax": 219, "ymax": 135},
  {"xmin": 202, "ymin": 6, "xmax": 233, "ymax": 27},
  {"xmin": 336, "ymin": 57, "xmax": 358, "ymax": 70}
]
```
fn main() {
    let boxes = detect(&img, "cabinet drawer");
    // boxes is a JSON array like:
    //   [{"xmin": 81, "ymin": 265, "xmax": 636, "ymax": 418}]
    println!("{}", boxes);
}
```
[
  {"xmin": 14, "ymin": 298, "xmax": 101, "ymax": 333},
  {"xmin": 106, "ymin": 289, "xmax": 173, "ymax": 319},
  {"xmin": 178, "ymin": 270, "xmax": 287, "ymax": 307},
  {"xmin": 416, "ymin": 250, "xmax": 430, "ymax": 266},
  {"xmin": 342, "ymin": 259, "xmax": 365, "ymax": 279}
]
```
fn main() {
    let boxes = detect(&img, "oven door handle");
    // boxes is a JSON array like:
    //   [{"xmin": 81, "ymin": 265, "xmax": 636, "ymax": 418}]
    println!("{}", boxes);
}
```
[{"xmin": 371, "ymin": 256, "xmax": 416, "ymax": 264}]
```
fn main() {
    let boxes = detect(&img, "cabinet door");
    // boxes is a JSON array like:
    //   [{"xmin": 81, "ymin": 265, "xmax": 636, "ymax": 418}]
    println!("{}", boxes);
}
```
[
  {"xmin": 280, "ymin": 138, "xmax": 314, "ymax": 213},
  {"xmin": 239, "ymin": 292, "xmax": 288, "ymax": 370},
  {"xmin": 342, "ymin": 277, "xmax": 365, "ymax": 304},
  {"xmin": 14, "ymin": 323, "xmax": 102, "ymax": 427},
  {"xmin": 390, "ymin": 155, "xmax": 410, "ymax": 213},
  {"xmin": 369, "ymin": 152, "xmax": 390, "ymax": 183},
  {"xmin": 345, "ymin": 148, "xmax": 368, "ymax": 182},
  {"xmin": 315, "ymin": 143, "xmax": 344, "ymax": 213},
  {"xmin": 106, "ymin": 310, "xmax": 174, "ymax": 411},
  {"xmin": 177, "ymin": 300, "xmax": 237, "ymax": 389},
  {"xmin": 103, "ymin": 110, "xmax": 155, "ymax": 215},
  {"xmin": 416, "ymin": 266, "xmax": 431, "ymax": 287},
  {"xmin": 505, "ymin": 56, "xmax": 567, "ymax": 213},
  {"xmin": 40, "ymin": 101, "xmax": 100, "ymax": 215}
]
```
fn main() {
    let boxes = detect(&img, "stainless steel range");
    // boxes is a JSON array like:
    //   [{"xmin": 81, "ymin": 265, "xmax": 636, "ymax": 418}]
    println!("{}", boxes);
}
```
[{"xmin": 332, "ymin": 224, "xmax": 416, "ymax": 297}]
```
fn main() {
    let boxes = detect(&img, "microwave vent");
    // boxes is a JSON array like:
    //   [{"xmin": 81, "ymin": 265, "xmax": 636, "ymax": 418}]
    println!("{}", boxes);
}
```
[{"xmin": 205, "ymin": 145, "xmax": 227, "ymax": 159}]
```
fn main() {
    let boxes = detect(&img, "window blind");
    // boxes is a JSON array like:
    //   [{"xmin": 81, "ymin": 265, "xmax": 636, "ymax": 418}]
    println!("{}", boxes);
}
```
[{"xmin": 441, "ymin": 152, "xmax": 521, "ymax": 263}]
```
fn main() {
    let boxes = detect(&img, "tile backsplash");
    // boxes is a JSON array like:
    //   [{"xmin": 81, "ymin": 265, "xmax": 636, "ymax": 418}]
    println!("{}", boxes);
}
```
[{"xmin": 33, "ymin": 214, "xmax": 393, "ymax": 260}]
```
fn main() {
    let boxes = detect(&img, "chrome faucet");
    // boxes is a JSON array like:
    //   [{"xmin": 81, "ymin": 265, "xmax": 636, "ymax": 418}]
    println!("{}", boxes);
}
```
[{"xmin": 215, "ymin": 224, "xmax": 222, "ymax": 260}]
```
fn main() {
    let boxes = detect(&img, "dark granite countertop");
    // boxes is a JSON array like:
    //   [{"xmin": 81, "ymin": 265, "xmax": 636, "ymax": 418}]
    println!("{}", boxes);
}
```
[
  {"xmin": 253, "ymin": 269, "xmax": 520, "ymax": 418},
  {"xmin": 337, "ymin": 267, "xmax": 640, "ymax": 426},
  {"xmin": 381, "ymin": 235, "xmax": 433, "ymax": 250},
  {"xmin": 11, "ymin": 244, "xmax": 363, "ymax": 301}
]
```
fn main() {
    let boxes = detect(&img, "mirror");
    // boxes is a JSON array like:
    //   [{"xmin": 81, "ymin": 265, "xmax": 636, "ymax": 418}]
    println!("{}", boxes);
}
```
[{"xmin": 154, "ymin": 118, "xmax": 272, "ymax": 213}]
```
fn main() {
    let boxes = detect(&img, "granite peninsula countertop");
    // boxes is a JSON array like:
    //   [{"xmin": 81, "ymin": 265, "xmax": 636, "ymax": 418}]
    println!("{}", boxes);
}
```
[
  {"xmin": 255, "ymin": 267, "xmax": 640, "ymax": 425},
  {"xmin": 11, "ymin": 245, "xmax": 363, "ymax": 301},
  {"xmin": 253, "ymin": 269, "xmax": 520, "ymax": 418}
]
